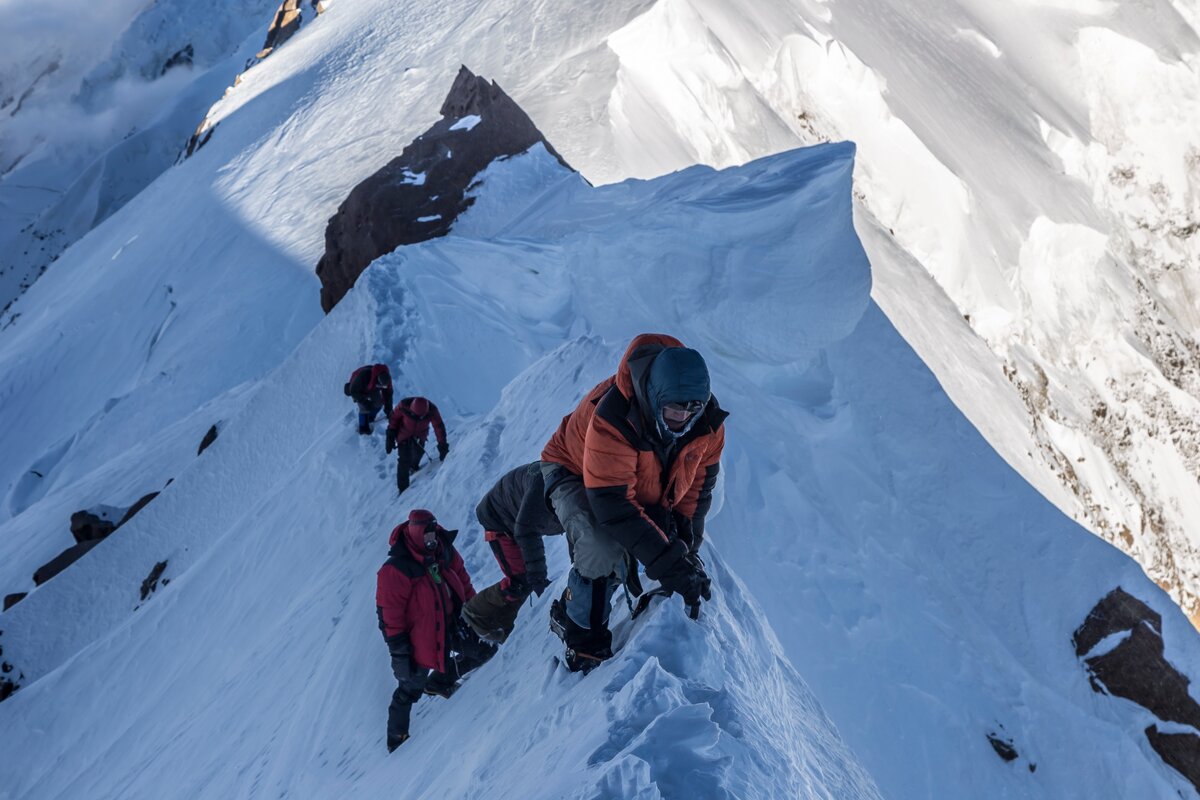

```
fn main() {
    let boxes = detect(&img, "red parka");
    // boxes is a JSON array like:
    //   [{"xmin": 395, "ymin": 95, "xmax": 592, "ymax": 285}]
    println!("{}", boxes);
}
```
[
  {"xmin": 376, "ymin": 514, "xmax": 476, "ymax": 672},
  {"xmin": 346, "ymin": 364, "xmax": 394, "ymax": 413},
  {"xmin": 386, "ymin": 396, "xmax": 447, "ymax": 449}
]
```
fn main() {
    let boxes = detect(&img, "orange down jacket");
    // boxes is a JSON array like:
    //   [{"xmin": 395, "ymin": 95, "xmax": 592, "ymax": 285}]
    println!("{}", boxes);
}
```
[{"xmin": 541, "ymin": 333, "xmax": 727, "ymax": 579}]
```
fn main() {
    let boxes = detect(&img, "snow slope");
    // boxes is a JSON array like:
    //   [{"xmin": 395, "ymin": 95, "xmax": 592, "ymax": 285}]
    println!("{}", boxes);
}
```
[
  {"xmin": 5, "ymin": 0, "xmax": 1200, "ymax": 627},
  {"xmin": 1, "ymin": 0, "xmax": 1199, "ymax": 797},
  {"xmin": 4, "ymin": 137, "xmax": 1199, "ymax": 798},
  {"xmin": 13, "ymin": 0, "xmax": 1188, "ymax": 626},
  {"xmin": 0, "ymin": 144, "xmax": 883, "ymax": 799},
  {"xmin": 0, "ymin": 0, "xmax": 279, "ymax": 314}
]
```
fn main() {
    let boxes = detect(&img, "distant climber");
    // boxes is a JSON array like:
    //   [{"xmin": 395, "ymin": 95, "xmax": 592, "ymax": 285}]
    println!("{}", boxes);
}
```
[
  {"xmin": 344, "ymin": 363, "xmax": 394, "ymax": 434},
  {"xmin": 462, "ymin": 462, "xmax": 564, "ymax": 643},
  {"xmin": 541, "ymin": 333, "xmax": 726, "ymax": 672},
  {"xmin": 385, "ymin": 396, "xmax": 449, "ymax": 495},
  {"xmin": 376, "ymin": 509, "xmax": 495, "ymax": 752}
]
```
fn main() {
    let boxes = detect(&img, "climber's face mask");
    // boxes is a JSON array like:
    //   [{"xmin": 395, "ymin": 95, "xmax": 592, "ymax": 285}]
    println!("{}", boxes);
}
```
[
  {"xmin": 661, "ymin": 400, "xmax": 705, "ymax": 431},
  {"xmin": 422, "ymin": 522, "xmax": 439, "ymax": 551}
]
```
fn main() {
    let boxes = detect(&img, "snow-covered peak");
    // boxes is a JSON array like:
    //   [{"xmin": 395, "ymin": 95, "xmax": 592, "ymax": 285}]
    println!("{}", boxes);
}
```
[{"xmin": 2, "ymin": 0, "xmax": 1200, "ymax": 797}]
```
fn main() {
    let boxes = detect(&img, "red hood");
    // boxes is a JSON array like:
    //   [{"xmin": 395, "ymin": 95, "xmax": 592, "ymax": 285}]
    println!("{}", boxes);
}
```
[
  {"xmin": 614, "ymin": 333, "xmax": 685, "ymax": 399},
  {"xmin": 390, "ymin": 508, "xmax": 440, "ymax": 554}
]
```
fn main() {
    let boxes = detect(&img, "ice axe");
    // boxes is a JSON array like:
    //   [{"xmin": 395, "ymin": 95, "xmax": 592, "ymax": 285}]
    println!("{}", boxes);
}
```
[{"xmin": 629, "ymin": 587, "xmax": 702, "ymax": 621}]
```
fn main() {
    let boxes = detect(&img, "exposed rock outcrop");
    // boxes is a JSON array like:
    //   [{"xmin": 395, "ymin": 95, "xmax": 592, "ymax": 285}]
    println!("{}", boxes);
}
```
[
  {"xmin": 117, "ymin": 491, "xmax": 161, "ymax": 528},
  {"xmin": 197, "ymin": 423, "xmax": 219, "ymax": 455},
  {"xmin": 1145, "ymin": 726, "xmax": 1200, "ymax": 790},
  {"xmin": 70, "ymin": 510, "xmax": 116, "ymax": 544},
  {"xmin": 315, "ymin": 66, "xmax": 572, "ymax": 312},
  {"xmin": 161, "ymin": 44, "xmax": 195, "ymax": 75},
  {"xmin": 33, "ymin": 540, "xmax": 102, "ymax": 586},
  {"xmin": 256, "ymin": 0, "xmax": 303, "ymax": 59},
  {"xmin": 3, "ymin": 593, "xmax": 26, "ymax": 611},
  {"xmin": 1074, "ymin": 587, "xmax": 1200, "ymax": 791},
  {"xmin": 26, "ymin": 489, "xmax": 164, "ymax": 591},
  {"xmin": 139, "ymin": 561, "xmax": 169, "ymax": 602}
]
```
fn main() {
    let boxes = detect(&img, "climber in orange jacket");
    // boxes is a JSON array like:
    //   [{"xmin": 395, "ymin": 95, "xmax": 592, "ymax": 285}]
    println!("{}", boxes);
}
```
[{"xmin": 541, "ymin": 333, "xmax": 727, "ymax": 671}]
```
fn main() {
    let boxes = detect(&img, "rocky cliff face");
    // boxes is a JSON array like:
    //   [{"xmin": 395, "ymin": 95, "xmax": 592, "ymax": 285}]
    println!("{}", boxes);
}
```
[
  {"xmin": 1074, "ymin": 587, "xmax": 1200, "ymax": 791},
  {"xmin": 314, "ymin": 66, "xmax": 572, "ymax": 312}
]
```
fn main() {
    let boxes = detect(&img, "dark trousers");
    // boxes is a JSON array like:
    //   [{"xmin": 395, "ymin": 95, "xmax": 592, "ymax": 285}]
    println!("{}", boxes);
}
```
[
  {"xmin": 462, "ymin": 532, "xmax": 529, "ymax": 641},
  {"xmin": 387, "ymin": 652, "xmax": 428, "ymax": 745},
  {"xmin": 386, "ymin": 622, "xmax": 495, "ymax": 741},
  {"xmin": 395, "ymin": 438, "xmax": 424, "ymax": 495}
]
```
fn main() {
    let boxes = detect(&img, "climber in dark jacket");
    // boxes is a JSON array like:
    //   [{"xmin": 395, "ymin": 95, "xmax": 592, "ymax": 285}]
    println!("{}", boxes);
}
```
[
  {"xmin": 344, "ymin": 364, "xmax": 394, "ymax": 434},
  {"xmin": 462, "ymin": 462, "xmax": 564, "ymax": 642},
  {"xmin": 385, "ymin": 396, "xmax": 449, "ymax": 495},
  {"xmin": 376, "ymin": 509, "xmax": 494, "ymax": 751}
]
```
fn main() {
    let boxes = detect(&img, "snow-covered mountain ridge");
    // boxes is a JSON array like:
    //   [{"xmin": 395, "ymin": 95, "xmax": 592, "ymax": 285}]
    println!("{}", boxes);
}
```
[
  {"xmin": 5, "ymin": 0, "xmax": 1198, "ymax": 624},
  {"xmin": 1, "ymin": 0, "xmax": 1200, "ymax": 797}
]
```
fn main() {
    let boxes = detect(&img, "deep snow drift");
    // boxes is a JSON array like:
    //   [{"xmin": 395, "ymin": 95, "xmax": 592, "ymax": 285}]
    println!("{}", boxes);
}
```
[{"xmin": 3, "ymin": 134, "xmax": 1199, "ymax": 798}]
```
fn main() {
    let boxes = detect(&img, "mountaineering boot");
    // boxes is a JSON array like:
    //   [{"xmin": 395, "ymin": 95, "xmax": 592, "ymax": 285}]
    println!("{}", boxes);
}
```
[
  {"xmin": 387, "ymin": 733, "xmax": 410, "ymax": 753},
  {"xmin": 549, "ymin": 592, "xmax": 612, "ymax": 674}
]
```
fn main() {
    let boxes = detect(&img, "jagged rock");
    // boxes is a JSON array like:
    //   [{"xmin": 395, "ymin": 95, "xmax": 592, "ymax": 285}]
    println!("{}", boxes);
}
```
[
  {"xmin": 256, "ymin": 0, "xmax": 303, "ymax": 60},
  {"xmin": 117, "ymin": 491, "xmax": 160, "ymax": 528},
  {"xmin": 184, "ymin": 118, "xmax": 216, "ymax": 158},
  {"xmin": 198, "ymin": 423, "xmax": 219, "ymax": 455},
  {"xmin": 3, "ymin": 593, "xmax": 26, "ymax": 611},
  {"xmin": 33, "ymin": 539, "xmax": 102, "ymax": 586},
  {"xmin": 1145, "ymin": 725, "xmax": 1200, "ymax": 791},
  {"xmin": 986, "ymin": 732, "xmax": 1018, "ymax": 762},
  {"xmin": 161, "ymin": 44, "xmax": 194, "ymax": 76},
  {"xmin": 1075, "ymin": 587, "xmax": 1200, "ymax": 791},
  {"xmin": 0, "ymin": 677, "xmax": 14, "ymax": 702},
  {"xmin": 140, "ymin": 561, "xmax": 168, "ymax": 602},
  {"xmin": 1073, "ymin": 585, "xmax": 1161, "ymax": 657},
  {"xmin": 70, "ymin": 510, "xmax": 116, "ymax": 544},
  {"xmin": 1074, "ymin": 587, "xmax": 1200, "ymax": 728},
  {"xmin": 315, "ymin": 65, "xmax": 572, "ymax": 311}
]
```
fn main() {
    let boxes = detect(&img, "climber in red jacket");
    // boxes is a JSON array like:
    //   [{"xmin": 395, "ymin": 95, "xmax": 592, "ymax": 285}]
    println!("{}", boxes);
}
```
[
  {"xmin": 376, "ymin": 509, "xmax": 494, "ymax": 751},
  {"xmin": 385, "ymin": 396, "xmax": 449, "ymax": 495}
]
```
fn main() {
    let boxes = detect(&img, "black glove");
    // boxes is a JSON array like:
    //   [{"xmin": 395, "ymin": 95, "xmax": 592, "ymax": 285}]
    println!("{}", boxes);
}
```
[
  {"xmin": 437, "ymin": 441, "xmax": 449, "ymax": 461},
  {"xmin": 527, "ymin": 575, "xmax": 551, "ymax": 597},
  {"xmin": 657, "ymin": 555, "xmax": 712, "ymax": 608},
  {"xmin": 386, "ymin": 633, "xmax": 414, "ymax": 681},
  {"xmin": 385, "ymin": 438, "xmax": 394, "ymax": 455}
]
